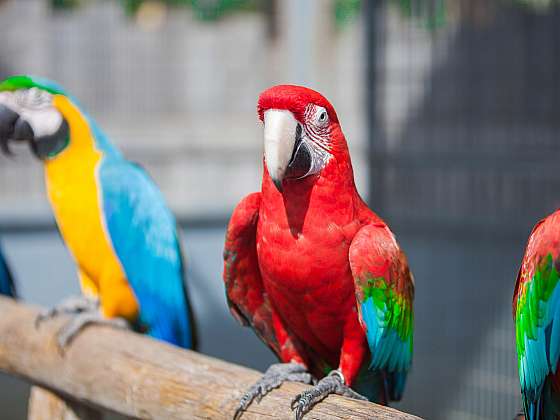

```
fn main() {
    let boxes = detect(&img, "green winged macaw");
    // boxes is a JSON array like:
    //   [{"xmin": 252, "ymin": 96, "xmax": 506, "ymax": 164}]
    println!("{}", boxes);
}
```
[
  {"xmin": 0, "ymin": 75, "xmax": 196, "ymax": 349},
  {"xmin": 0, "ymin": 243, "xmax": 16, "ymax": 298},
  {"xmin": 224, "ymin": 85, "xmax": 414, "ymax": 419},
  {"xmin": 514, "ymin": 210, "xmax": 560, "ymax": 420}
]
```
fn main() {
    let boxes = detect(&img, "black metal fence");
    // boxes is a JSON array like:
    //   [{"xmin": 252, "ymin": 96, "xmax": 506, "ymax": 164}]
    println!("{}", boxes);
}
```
[{"xmin": 367, "ymin": 1, "xmax": 560, "ymax": 418}]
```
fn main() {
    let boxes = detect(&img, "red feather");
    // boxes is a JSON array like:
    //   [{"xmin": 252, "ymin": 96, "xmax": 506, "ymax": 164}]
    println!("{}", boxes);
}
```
[{"xmin": 224, "ymin": 86, "xmax": 414, "ymax": 400}]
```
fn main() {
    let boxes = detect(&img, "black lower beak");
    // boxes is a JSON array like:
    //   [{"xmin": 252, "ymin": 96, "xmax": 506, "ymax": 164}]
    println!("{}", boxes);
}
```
[
  {"xmin": 0, "ymin": 105, "xmax": 19, "ymax": 155},
  {"xmin": 0, "ymin": 104, "xmax": 34, "ymax": 156},
  {"xmin": 30, "ymin": 118, "xmax": 69, "ymax": 160},
  {"xmin": 286, "ymin": 141, "xmax": 312, "ymax": 180},
  {"xmin": 286, "ymin": 124, "xmax": 312, "ymax": 181}
]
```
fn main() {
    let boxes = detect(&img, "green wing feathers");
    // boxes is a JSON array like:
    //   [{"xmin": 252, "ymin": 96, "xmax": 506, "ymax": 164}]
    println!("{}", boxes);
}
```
[{"xmin": 349, "ymin": 224, "xmax": 414, "ymax": 400}]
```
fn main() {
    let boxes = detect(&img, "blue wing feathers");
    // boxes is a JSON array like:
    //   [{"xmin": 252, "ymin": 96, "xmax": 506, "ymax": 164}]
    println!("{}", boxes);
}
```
[
  {"xmin": 0, "ymin": 245, "xmax": 15, "ymax": 298},
  {"xmin": 360, "ymin": 298, "xmax": 411, "ymax": 402},
  {"xmin": 551, "ymin": 305, "xmax": 560, "ymax": 372},
  {"xmin": 519, "ymin": 281, "xmax": 560, "ymax": 420},
  {"xmin": 98, "ymin": 157, "xmax": 194, "ymax": 349},
  {"xmin": 388, "ymin": 371, "xmax": 407, "ymax": 401},
  {"xmin": 361, "ymin": 299, "xmax": 412, "ymax": 374}
]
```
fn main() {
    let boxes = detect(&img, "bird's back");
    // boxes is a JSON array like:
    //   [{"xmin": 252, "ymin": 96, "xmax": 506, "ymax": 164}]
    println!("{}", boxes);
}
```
[{"xmin": 99, "ymin": 157, "xmax": 195, "ymax": 349}]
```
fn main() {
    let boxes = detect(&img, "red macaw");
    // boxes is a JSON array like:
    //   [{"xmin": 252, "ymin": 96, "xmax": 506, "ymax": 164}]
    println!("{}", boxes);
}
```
[
  {"xmin": 514, "ymin": 210, "xmax": 560, "ymax": 420},
  {"xmin": 224, "ymin": 85, "xmax": 415, "ymax": 419}
]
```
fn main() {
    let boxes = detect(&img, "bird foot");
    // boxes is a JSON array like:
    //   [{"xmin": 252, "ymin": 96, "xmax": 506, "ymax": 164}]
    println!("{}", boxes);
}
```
[
  {"xmin": 35, "ymin": 295, "xmax": 99, "ymax": 328},
  {"xmin": 234, "ymin": 362, "xmax": 313, "ymax": 420},
  {"xmin": 56, "ymin": 311, "xmax": 129, "ymax": 350},
  {"xmin": 291, "ymin": 370, "xmax": 367, "ymax": 420}
]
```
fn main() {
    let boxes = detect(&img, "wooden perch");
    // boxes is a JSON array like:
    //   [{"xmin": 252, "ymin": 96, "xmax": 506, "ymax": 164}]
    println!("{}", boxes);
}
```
[{"xmin": 0, "ymin": 297, "xmax": 422, "ymax": 419}]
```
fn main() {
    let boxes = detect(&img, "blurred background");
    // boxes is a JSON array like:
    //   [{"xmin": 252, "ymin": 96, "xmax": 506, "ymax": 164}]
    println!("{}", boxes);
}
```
[{"xmin": 0, "ymin": 0, "xmax": 559, "ymax": 418}]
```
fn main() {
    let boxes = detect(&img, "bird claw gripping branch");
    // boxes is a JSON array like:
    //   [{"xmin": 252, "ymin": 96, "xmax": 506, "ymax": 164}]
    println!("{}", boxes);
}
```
[
  {"xmin": 234, "ymin": 362, "xmax": 313, "ymax": 419},
  {"xmin": 291, "ymin": 370, "xmax": 367, "ymax": 420},
  {"xmin": 56, "ymin": 311, "xmax": 129, "ymax": 349},
  {"xmin": 35, "ymin": 294, "xmax": 129, "ymax": 350},
  {"xmin": 35, "ymin": 295, "xmax": 99, "ymax": 328}
]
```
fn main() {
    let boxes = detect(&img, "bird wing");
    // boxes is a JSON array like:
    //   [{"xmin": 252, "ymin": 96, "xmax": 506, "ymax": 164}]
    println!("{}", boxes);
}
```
[
  {"xmin": 223, "ymin": 192, "xmax": 281, "ymax": 356},
  {"xmin": 514, "ymin": 212, "xmax": 560, "ymax": 420},
  {"xmin": 349, "ymin": 223, "xmax": 414, "ymax": 401},
  {"xmin": 98, "ymin": 157, "xmax": 195, "ymax": 349}
]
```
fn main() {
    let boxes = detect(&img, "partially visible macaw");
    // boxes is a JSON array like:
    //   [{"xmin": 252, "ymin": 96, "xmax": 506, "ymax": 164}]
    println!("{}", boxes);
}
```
[
  {"xmin": 224, "ymin": 85, "xmax": 414, "ymax": 419},
  {"xmin": 514, "ymin": 210, "xmax": 560, "ymax": 420},
  {"xmin": 0, "ymin": 243, "xmax": 16, "ymax": 298},
  {"xmin": 0, "ymin": 75, "xmax": 196, "ymax": 349}
]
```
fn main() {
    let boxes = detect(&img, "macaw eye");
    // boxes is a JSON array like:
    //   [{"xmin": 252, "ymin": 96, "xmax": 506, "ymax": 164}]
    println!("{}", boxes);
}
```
[{"xmin": 315, "ymin": 107, "xmax": 328, "ymax": 126}]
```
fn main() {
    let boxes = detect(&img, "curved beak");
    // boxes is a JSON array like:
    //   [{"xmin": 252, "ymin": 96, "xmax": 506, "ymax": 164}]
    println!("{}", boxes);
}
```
[
  {"xmin": 0, "ymin": 94, "xmax": 68, "ymax": 160},
  {"xmin": 0, "ymin": 104, "xmax": 34, "ymax": 156},
  {"xmin": 263, "ymin": 109, "xmax": 298, "ymax": 192}
]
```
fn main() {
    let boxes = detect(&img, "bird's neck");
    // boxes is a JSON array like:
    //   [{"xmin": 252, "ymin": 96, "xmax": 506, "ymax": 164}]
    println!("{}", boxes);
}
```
[
  {"xmin": 45, "ymin": 95, "xmax": 120, "ymax": 168},
  {"xmin": 261, "ymin": 154, "xmax": 359, "ymax": 232},
  {"xmin": 44, "ymin": 96, "xmax": 102, "ymax": 181}
]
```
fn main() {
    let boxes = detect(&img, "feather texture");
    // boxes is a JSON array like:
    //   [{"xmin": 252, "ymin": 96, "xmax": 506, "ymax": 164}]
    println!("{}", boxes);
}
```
[
  {"xmin": 223, "ymin": 192, "xmax": 282, "ymax": 356},
  {"xmin": 514, "ymin": 210, "xmax": 560, "ymax": 420},
  {"xmin": 350, "ymin": 224, "xmax": 414, "ymax": 401},
  {"xmin": 99, "ymin": 159, "xmax": 194, "ymax": 348}
]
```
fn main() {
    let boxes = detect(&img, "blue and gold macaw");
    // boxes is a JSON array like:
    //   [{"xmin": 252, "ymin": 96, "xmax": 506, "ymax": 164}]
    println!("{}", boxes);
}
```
[
  {"xmin": 0, "ymin": 243, "xmax": 16, "ymax": 298},
  {"xmin": 0, "ymin": 75, "xmax": 196, "ymax": 349}
]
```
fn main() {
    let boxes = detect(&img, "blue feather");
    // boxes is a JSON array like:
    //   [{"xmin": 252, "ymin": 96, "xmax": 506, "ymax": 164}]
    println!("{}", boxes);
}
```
[
  {"xmin": 360, "ymin": 297, "xmax": 412, "ymax": 402},
  {"xmin": 0, "ymin": 243, "xmax": 15, "ymax": 298},
  {"xmin": 519, "ymin": 281, "xmax": 560, "ymax": 420},
  {"xmin": 98, "ymin": 157, "xmax": 194, "ymax": 349},
  {"xmin": 362, "ymin": 298, "xmax": 412, "ymax": 373}
]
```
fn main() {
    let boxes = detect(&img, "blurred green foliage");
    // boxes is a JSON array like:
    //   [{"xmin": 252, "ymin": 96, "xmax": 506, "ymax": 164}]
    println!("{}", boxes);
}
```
[
  {"xmin": 52, "ymin": 0, "xmax": 260, "ymax": 20},
  {"xmin": 390, "ymin": 0, "xmax": 447, "ymax": 30},
  {"xmin": 122, "ymin": 0, "xmax": 260, "ymax": 20},
  {"xmin": 51, "ymin": 0, "xmax": 560, "ymax": 19},
  {"xmin": 51, "ymin": 0, "xmax": 81, "ymax": 10},
  {"xmin": 334, "ymin": 0, "xmax": 361, "ymax": 28},
  {"xmin": 52, "ymin": 0, "xmax": 365, "ymax": 25}
]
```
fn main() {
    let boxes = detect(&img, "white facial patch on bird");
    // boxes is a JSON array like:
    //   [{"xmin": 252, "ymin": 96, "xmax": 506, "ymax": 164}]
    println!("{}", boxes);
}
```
[
  {"xmin": 0, "ymin": 88, "xmax": 63, "ymax": 138},
  {"xmin": 303, "ymin": 104, "xmax": 331, "ymax": 152},
  {"xmin": 300, "ymin": 129, "xmax": 332, "ymax": 178},
  {"xmin": 298, "ymin": 104, "xmax": 332, "ymax": 177}
]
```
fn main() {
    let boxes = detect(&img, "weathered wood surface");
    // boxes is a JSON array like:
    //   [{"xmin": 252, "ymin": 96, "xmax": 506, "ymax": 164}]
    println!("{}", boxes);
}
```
[
  {"xmin": 0, "ymin": 297, "xmax": 422, "ymax": 419},
  {"xmin": 28, "ymin": 387, "xmax": 102, "ymax": 420}
]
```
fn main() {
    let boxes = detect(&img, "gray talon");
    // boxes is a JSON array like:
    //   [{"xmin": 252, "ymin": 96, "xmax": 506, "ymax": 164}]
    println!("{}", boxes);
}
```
[
  {"xmin": 56, "ymin": 311, "xmax": 129, "ymax": 349},
  {"xmin": 35, "ymin": 295, "xmax": 129, "ymax": 350},
  {"xmin": 291, "ymin": 370, "xmax": 367, "ymax": 420},
  {"xmin": 234, "ymin": 362, "xmax": 313, "ymax": 419},
  {"xmin": 35, "ymin": 295, "xmax": 99, "ymax": 329}
]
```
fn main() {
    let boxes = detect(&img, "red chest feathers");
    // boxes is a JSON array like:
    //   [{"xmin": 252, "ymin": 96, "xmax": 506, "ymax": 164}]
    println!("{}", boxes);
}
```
[
  {"xmin": 257, "ymin": 216, "xmax": 355, "ymax": 289},
  {"xmin": 256, "ymin": 216, "xmax": 359, "ymax": 355}
]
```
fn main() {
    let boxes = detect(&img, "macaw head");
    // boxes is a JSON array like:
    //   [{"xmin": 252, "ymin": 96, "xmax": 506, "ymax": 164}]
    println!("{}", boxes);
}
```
[
  {"xmin": 257, "ymin": 85, "xmax": 348, "ymax": 192},
  {"xmin": 0, "ymin": 75, "xmax": 71, "ymax": 160}
]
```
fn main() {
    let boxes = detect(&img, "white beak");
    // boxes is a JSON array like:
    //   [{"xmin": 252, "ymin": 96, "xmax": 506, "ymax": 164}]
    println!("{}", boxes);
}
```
[{"xmin": 263, "ymin": 109, "xmax": 297, "ymax": 192}]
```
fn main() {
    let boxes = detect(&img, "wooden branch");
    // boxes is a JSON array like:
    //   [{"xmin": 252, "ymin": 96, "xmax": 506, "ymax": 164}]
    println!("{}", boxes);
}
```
[
  {"xmin": 0, "ymin": 297, "xmax": 422, "ymax": 419},
  {"xmin": 28, "ymin": 387, "xmax": 101, "ymax": 420}
]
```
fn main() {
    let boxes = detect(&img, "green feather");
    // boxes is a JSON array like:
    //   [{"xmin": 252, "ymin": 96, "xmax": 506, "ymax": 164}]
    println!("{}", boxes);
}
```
[
  {"xmin": 361, "ymin": 276, "xmax": 413, "ymax": 343},
  {"xmin": 516, "ymin": 254, "xmax": 560, "ymax": 360}
]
